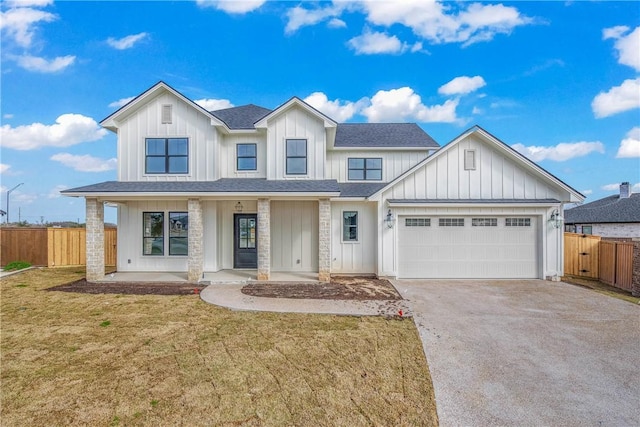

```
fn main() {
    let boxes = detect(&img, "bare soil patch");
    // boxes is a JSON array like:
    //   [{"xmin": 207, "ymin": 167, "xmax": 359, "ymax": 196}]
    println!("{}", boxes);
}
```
[
  {"xmin": 242, "ymin": 276, "xmax": 402, "ymax": 300},
  {"xmin": 47, "ymin": 279, "xmax": 205, "ymax": 296}
]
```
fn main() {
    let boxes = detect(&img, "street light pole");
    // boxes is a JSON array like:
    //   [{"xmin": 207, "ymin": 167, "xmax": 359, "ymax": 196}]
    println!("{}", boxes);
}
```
[{"xmin": 6, "ymin": 183, "xmax": 24, "ymax": 224}]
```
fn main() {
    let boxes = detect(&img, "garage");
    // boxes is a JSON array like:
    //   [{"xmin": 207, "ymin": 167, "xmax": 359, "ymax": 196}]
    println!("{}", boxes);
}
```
[{"xmin": 398, "ymin": 215, "xmax": 539, "ymax": 279}]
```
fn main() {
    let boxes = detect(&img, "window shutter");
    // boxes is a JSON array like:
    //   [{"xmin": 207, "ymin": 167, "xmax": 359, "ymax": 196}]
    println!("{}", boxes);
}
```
[{"xmin": 161, "ymin": 104, "xmax": 173, "ymax": 124}]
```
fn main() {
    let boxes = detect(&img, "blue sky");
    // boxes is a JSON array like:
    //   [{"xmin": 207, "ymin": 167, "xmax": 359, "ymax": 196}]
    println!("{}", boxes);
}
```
[{"xmin": 1, "ymin": 0, "xmax": 639, "ymax": 224}]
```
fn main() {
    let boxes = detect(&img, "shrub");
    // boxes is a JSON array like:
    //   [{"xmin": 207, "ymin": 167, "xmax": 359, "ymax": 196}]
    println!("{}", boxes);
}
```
[{"xmin": 4, "ymin": 261, "xmax": 31, "ymax": 271}]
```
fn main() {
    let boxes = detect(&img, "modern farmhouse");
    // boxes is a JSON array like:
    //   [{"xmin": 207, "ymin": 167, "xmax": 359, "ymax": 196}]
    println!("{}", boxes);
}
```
[{"xmin": 63, "ymin": 82, "xmax": 584, "ymax": 282}]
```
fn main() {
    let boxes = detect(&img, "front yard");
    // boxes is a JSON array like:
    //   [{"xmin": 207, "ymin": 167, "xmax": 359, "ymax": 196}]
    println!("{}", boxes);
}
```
[{"xmin": 1, "ymin": 268, "xmax": 437, "ymax": 426}]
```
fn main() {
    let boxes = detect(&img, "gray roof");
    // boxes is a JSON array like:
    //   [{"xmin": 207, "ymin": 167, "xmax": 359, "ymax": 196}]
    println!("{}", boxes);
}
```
[
  {"xmin": 335, "ymin": 123, "xmax": 439, "ymax": 148},
  {"xmin": 564, "ymin": 193, "xmax": 640, "ymax": 224},
  {"xmin": 210, "ymin": 104, "xmax": 271, "ymax": 129},
  {"xmin": 387, "ymin": 199, "xmax": 561, "ymax": 204},
  {"xmin": 62, "ymin": 179, "xmax": 340, "ymax": 194},
  {"xmin": 338, "ymin": 182, "xmax": 388, "ymax": 197}
]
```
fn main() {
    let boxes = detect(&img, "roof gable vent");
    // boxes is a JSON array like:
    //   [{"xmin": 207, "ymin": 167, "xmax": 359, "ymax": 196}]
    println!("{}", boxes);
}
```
[
  {"xmin": 161, "ymin": 104, "xmax": 173, "ymax": 124},
  {"xmin": 620, "ymin": 182, "xmax": 631, "ymax": 199}
]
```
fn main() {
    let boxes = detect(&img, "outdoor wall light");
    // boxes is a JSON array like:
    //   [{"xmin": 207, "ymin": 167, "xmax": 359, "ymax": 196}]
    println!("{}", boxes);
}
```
[
  {"xmin": 235, "ymin": 202, "xmax": 243, "ymax": 213},
  {"xmin": 384, "ymin": 209, "xmax": 395, "ymax": 229},
  {"xmin": 549, "ymin": 209, "xmax": 564, "ymax": 229}
]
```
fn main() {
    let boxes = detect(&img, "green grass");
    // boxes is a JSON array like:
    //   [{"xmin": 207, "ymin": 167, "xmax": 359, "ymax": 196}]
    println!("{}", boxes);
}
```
[
  {"xmin": 3, "ymin": 261, "xmax": 31, "ymax": 271},
  {"xmin": 1, "ymin": 268, "xmax": 438, "ymax": 426},
  {"xmin": 563, "ymin": 276, "xmax": 639, "ymax": 304}
]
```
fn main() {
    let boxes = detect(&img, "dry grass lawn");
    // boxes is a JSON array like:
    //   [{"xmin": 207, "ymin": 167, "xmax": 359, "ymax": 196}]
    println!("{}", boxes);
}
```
[{"xmin": 1, "ymin": 268, "xmax": 438, "ymax": 426}]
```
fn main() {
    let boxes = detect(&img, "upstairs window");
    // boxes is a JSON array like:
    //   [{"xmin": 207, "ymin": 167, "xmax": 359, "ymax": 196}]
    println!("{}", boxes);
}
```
[
  {"xmin": 348, "ymin": 158, "xmax": 382, "ymax": 180},
  {"xmin": 286, "ymin": 139, "xmax": 307, "ymax": 175},
  {"xmin": 237, "ymin": 143, "xmax": 257, "ymax": 171},
  {"xmin": 145, "ymin": 138, "xmax": 188, "ymax": 174}
]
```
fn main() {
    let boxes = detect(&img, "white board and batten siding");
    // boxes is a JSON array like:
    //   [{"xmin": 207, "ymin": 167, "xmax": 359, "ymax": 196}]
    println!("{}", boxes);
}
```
[
  {"xmin": 117, "ymin": 91, "xmax": 219, "ymax": 182},
  {"xmin": 266, "ymin": 106, "xmax": 326, "ymax": 180},
  {"xmin": 376, "ymin": 133, "xmax": 569, "ymax": 279},
  {"xmin": 218, "ymin": 134, "xmax": 267, "ymax": 179},
  {"xmin": 330, "ymin": 202, "xmax": 377, "ymax": 274},
  {"xmin": 325, "ymin": 150, "xmax": 428, "ymax": 182},
  {"xmin": 270, "ymin": 201, "xmax": 319, "ymax": 272}
]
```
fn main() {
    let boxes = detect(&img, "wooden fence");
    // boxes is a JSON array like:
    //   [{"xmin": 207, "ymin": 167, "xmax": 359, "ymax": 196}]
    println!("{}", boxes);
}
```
[
  {"xmin": 0, "ymin": 227, "xmax": 116, "ymax": 267},
  {"xmin": 564, "ymin": 233, "xmax": 634, "ymax": 291}
]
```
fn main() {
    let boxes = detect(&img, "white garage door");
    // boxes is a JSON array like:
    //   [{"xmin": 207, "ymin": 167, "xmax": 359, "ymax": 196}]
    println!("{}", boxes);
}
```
[{"xmin": 398, "ymin": 216, "xmax": 539, "ymax": 279}]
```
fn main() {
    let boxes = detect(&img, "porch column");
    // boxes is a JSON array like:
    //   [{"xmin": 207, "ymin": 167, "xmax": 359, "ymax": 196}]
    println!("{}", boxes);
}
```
[
  {"xmin": 187, "ymin": 198, "xmax": 203, "ymax": 282},
  {"xmin": 257, "ymin": 198, "xmax": 270, "ymax": 280},
  {"xmin": 86, "ymin": 197, "xmax": 104, "ymax": 282},
  {"xmin": 318, "ymin": 199, "xmax": 331, "ymax": 282}
]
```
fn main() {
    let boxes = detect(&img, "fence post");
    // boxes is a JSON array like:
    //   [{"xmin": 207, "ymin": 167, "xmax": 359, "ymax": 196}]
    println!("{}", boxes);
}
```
[{"xmin": 632, "ymin": 242, "xmax": 640, "ymax": 297}]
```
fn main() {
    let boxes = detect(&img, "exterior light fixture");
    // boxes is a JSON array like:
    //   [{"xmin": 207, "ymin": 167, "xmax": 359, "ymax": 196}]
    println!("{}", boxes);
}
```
[
  {"xmin": 384, "ymin": 209, "xmax": 395, "ymax": 229},
  {"xmin": 235, "ymin": 202, "xmax": 243, "ymax": 213},
  {"xmin": 549, "ymin": 209, "xmax": 564, "ymax": 229}
]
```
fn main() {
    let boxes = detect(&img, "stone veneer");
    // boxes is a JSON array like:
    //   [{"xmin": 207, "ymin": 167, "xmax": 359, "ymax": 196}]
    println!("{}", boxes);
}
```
[
  {"xmin": 318, "ymin": 199, "xmax": 331, "ymax": 282},
  {"xmin": 85, "ymin": 198, "xmax": 104, "ymax": 282},
  {"xmin": 632, "ymin": 242, "xmax": 640, "ymax": 297},
  {"xmin": 187, "ymin": 198, "xmax": 203, "ymax": 282},
  {"xmin": 257, "ymin": 198, "xmax": 270, "ymax": 280}
]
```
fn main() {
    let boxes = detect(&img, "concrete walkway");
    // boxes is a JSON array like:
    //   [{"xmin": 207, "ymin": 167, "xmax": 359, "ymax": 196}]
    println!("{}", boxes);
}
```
[
  {"xmin": 393, "ymin": 279, "xmax": 640, "ymax": 427},
  {"xmin": 200, "ymin": 283, "xmax": 410, "ymax": 317}
]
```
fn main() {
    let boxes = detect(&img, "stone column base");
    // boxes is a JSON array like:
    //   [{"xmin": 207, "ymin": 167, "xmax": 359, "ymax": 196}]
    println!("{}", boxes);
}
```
[
  {"xmin": 318, "ymin": 272, "xmax": 331, "ymax": 282},
  {"xmin": 257, "ymin": 272, "xmax": 270, "ymax": 281}
]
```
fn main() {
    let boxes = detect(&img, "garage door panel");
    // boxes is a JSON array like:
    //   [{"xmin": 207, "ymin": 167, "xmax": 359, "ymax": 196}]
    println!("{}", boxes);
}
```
[{"xmin": 398, "ymin": 216, "xmax": 539, "ymax": 279}]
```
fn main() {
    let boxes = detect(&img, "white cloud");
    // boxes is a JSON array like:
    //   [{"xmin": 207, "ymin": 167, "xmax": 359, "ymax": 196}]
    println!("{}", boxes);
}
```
[
  {"xmin": 13, "ymin": 54, "xmax": 75, "ymax": 72},
  {"xmin": 194, "ymin": 98, "xmax": 234, "ymax": 111},
  {"xmin": 616, "ymin": 127, "xmax": 640, "ymax": 158},
  {"xmin": 472, "ymin": 106, "xmax": 483, "ymax": 115},
  {"xmin": 603, "ymin": 25, "xmax": 640, "ymax": 71},
  {"xmin": 438, "ymin": 75, "xmax": 486, "ymax": 95},
  {"xmin": 196, "ymin": 0, "xmax": 266, "ymax": 14},
  {"xmin": 106, "ymin": 32, "xmax": 148, "ymax": 50},
  {"xmin": 4, "ymin": 1, "xmax": 53, "ymax": 7},
  {"xmin": 592, "ymin": 78, "xmax": 640, "ymax": 118},
  {"xmin": 47, "ymin": 184, "xmax": 69, "ymax": 199},
  {"xmin": 511, "ymin": 141, "xmax": 605, "ymax": 162},
  {"xmin": 0, "ymin": 164, "xmax": 10, "ymax": 174},
  {"xmin": 581, "ymin": 189, "xmax": 593, "ymax": 195},
  {"xmin": 12, "ymin": 191, "xmax": 37, "ymax": 205},
  {"xmin": 3, "ymin": 114, "xmax": 14, "ymax": 119},
  {"xmin": 348, "ymin": 28, "xmax": 412, "ymax": 55},
  {"xmin": 50, "ymin": 153, "xmax": 117, "ymax": 172},
  {"xmin": 303, "ymin": 92, "xmax": 366, "ymax": 122},
  {"xmin": 602, "ymin": 183, "xmax": 621, "ymax": 191},
  {"xmin": 108, "ymin": 96, "xmax": 135, "ymax": 108},
  {"xmin": 327, "ymin": 18, "xmax": 347, "ymax": 29},
  {"xmin": 1, "ymin": 114, "xmax": 107, "ymax": 150},
  {"xmin": 362, "ymin": 87, "xmax": 458, "ymax": 123},
  {"xmin": 285, "ymin": 4, "xmax": 345, "ymax": 34},
  {"xmin": 0, "ymin": 5, "xmax": 56, "ymax": 47}
]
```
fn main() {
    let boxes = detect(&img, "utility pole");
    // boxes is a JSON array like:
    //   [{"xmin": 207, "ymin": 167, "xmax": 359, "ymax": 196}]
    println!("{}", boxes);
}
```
[{"xmin": 6, "ymin": 183, "xmax": 24, "ymax": 224}]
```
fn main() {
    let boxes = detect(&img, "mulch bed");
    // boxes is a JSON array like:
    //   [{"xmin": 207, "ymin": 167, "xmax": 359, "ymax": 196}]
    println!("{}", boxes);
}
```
[
  {"xmin": 241, "ymin": 276, "xmax": 402, "ymax": 300},
  {"xmin": 47, "ymin": 279, "xmax": 205, "ymax": 296}
]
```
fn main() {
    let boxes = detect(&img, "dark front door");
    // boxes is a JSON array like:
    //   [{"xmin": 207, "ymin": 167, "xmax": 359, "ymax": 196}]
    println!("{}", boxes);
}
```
[{"xmin": 234, "ymin": 214, "xmax": 257, "ymax": 269}]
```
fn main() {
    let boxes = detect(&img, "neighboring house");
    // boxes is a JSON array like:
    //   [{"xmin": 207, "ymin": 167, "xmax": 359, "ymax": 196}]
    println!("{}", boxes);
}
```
[
  {"xmin": 63, "ymin": 82, "xmax": 584, "ymax": 282},
  {"xmin": 564, "ymin": 182, "xmax": 640, "ymax": 239}
]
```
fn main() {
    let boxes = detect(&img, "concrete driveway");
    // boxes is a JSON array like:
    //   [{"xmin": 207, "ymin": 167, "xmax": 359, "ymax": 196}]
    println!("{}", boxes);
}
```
[{"xmin": 392, "ymin": 279, "xmax": 640, "ymax": 427}]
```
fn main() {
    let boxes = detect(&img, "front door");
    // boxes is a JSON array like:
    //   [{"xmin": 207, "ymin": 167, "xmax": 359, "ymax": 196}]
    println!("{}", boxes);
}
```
[{"xmin": 234, "ymin": 214, "xmax": 257, "ymax": 269}]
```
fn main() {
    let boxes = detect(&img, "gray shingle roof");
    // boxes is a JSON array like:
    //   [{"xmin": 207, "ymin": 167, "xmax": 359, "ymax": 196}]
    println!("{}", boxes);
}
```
[
  {"xmin": 210, "ymin": 104, "xmax": 272, "ymax": 129},
  {"xmin": 62, "ymin": 179, "xmax": 340, "ymax": 194},
  {"xmin": 335, "ymin": 123, "xmax": 439, "ymax": 148},
  {"xmin": 564, "ymin": 193, "xmax": 640, "ymax": 224},
  {"xmin": 338, "ymin": 183, "xmax": 388, "ymax": 197}
]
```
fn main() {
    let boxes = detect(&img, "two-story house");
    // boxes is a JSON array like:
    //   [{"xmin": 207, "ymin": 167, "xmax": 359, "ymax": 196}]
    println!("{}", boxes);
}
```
[{"xmin": 63, "ymin": 82, "xmax": 584, "ymax": 282}]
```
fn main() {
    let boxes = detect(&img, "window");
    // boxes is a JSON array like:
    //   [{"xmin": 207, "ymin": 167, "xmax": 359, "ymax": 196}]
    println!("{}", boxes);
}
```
[
  {"xmin": 145, "ymin": 138, "xmax": 188, "ymax": 174},
  {"xmin": 472, "ymin": 218, "xmax": 497, "ymax": 227},
  {"xmin": 505, "ymin": 218, "xmax": 531, "ymax": 227},
  {"xmin": 286, "ymin": 139, "xmax": 307, "ymax": 175},
  {"xmin": 237, "ymin": 143, "xmax": 257, "ymax": 171},
  {"xmin": 464, "ymin": 149, "xmax": 476, "ymax": 170},
  {"xmin": 348, "ymin": 158, "xmax": 382, "ymax": 180},
  {"xmin": 169, "ymin": 212, "xmax": 188, "ymax": 255},
  {"xmin": 143, "ymin": 212, "xmax": 164, "ymax": 255},
  {"xmin": 161, "ymin": 104, "xmax": 172, "ymax": 124},
  {"xmin": 343, "ymin": 211, "xmax": 358, "ymax": 241},
  {"xmin": 405, "ymin": 218, "xmax": 430, "ymax": 227},
  {"xmin": 581, "ymin": 225, "xmax": 593, "ymax": 235},
  {"xmin": 237, "ymin": 217, "xmax": 256, "ymax": 249},
  {"xmin": 439, "ymin": 218, "xmax": 465, "ymax": 227}
]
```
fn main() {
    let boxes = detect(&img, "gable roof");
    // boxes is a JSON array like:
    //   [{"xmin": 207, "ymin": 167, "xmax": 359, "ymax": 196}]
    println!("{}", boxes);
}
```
[
  {"xmin": 335, "ymin": 123, "xmax": 439, "ymax": 148},
  {"xmin": 210, "ymin": 104, "xmax": 272, "ymax": 130},
  {"xmin": 564, "ymin": 193, "xmax": 640, "ymax": 224},
  {"xmin": 369, "ymin": 125, "xmax": 585, "ymax": 203},
  {"xmin": 254, "ymin": 96, "xmax": 337, "ymax": 129},
  {"xmin": 101, "ymin": 81, "xmax": 225, "ymax": 131}
]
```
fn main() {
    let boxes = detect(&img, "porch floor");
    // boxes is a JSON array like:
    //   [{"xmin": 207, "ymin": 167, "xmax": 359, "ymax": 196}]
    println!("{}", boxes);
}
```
[{"xmin": 99, "ymin": 270, "xmax": 320, "ymax": 283}]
